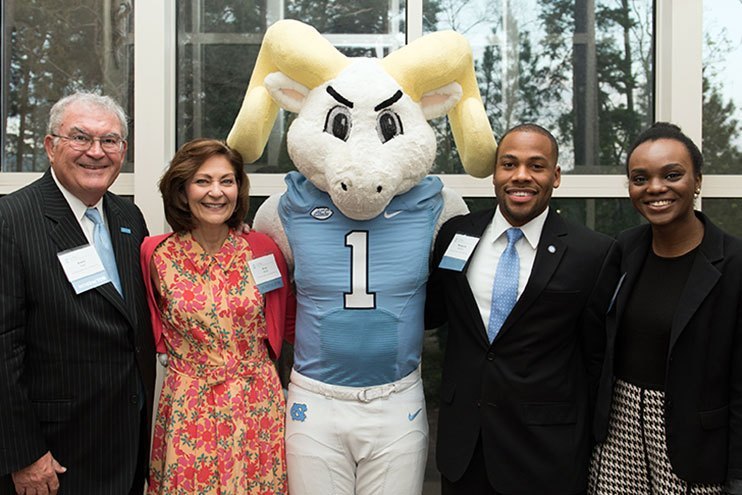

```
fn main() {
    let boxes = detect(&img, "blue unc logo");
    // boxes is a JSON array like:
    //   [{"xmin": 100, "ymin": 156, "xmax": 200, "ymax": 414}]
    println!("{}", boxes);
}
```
[{"xmin": 290, "ymin": 402, "xmax": 308, "ymax": 422}]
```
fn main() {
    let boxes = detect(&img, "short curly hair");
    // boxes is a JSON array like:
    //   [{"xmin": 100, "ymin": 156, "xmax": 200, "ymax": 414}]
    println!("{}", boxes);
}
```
[
  {"xmin": 496, "ymin": 123, "xmax": 559, "ymax": 165},
  {"xmin": 625, "ymin": 122, "xmax": 703, "ymax": 177},
  {"xmin": 159, "ymin": 139, "xmax": 250, "ymax": 232}
]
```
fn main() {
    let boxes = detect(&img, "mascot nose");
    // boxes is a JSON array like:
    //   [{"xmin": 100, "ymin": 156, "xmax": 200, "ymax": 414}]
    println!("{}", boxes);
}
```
[
  {"xmin": 340, "ymin": 180, "xmax": 383, "ymax": 193},
  {"xmin": 331, "ymin": 175, "xmax": 393, "ymax": 220}
]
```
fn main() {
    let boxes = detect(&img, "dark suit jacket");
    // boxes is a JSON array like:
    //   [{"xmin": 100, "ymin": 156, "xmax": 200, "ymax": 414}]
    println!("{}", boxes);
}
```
[
  {"xmin": 0, "ymin": 170, "xmax": 156, "ymax": 494},
  {"xmin": 426, "ymin": 208, "xmax": 619, "ymax": 495},
  {"xmin": 594, "ymin": 211, "xmax": 742, "ymax": 486}
]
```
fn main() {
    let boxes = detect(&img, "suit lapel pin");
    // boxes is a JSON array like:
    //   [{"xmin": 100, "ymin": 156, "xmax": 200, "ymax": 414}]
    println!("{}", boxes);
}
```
[
  {"xmin": 120, "ymin": 227, "xmax": 131, "ymax": 234},
  {"xmin": 547, "ymin": 245, "xmax": 556, "ymax": 254}
]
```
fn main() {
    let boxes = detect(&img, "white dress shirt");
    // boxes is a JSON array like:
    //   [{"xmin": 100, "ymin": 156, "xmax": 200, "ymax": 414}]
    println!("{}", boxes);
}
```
[
  {"xmin": 466, "ymin": 206, "xmax": 549, "ymax": 329},
  {"xmin": 51, "ymin": 167, "xmax": 107, "ymax": 245}
]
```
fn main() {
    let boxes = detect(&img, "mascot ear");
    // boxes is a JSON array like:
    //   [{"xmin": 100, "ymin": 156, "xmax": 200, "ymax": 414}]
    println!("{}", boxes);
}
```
[
  {"xmin": 264, "ymin": 71, "xmax": 310, "ymax": 114},
  {"xmin": 419, "ymin": 82, "xmax": 463, "ymax": 120}
]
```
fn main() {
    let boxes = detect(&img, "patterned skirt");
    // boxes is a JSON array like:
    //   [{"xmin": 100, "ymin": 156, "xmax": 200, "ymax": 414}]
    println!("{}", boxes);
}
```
[{"xmin": 588, "ymin": 379, "xmax": 722, "ymax": 495}]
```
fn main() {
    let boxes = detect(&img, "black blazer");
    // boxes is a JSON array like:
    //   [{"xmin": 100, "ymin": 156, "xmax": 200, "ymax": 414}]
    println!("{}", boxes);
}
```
[
  {"xmin": 426, "ymin": 208, "xmax": 619, "ymax": 495},
  {"xmin": 0, "ymin": 171, "xmax": 156, "ymax": 494},
  {"xmin": 594, "ymin": 211, "xmax": 742, "ymax": 486}
]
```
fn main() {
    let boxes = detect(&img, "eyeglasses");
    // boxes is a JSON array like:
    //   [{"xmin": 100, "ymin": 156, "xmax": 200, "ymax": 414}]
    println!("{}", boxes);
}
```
[{"xmin": 52, "ymin": 133, "xmax": 125, "ymax": 153}]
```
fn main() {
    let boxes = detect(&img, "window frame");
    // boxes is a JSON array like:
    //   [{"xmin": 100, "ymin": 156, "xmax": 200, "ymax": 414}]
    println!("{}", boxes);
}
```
[{"xmin": 3, "ymin": 0, "xmax": 741, "ymax": 234}]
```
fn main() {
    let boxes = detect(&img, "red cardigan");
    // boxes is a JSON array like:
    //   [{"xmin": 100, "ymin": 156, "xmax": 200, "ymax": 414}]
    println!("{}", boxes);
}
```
[{"xmin": 140, "ymin": 231, "xmax": 295, "ymax": 358}]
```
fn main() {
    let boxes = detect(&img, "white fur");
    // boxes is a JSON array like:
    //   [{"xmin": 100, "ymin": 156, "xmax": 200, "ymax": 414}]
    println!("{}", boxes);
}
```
[
  {"xmin": 256, "ymin": 57, "xmax": 470, "ymax": 259},
  {"xmin": 420, "ymin": 82, "xmax": 462, "ymax": 120},
  {"xmin": 435, "ymin": 187, "xmax": 469, "ymax": 241},
  {"xmin": 253, "ymin": 194, "xmax": 293, "ymax": 269},
  {"xmin": 262, "ymin": 58, "xmax": 462, "ymax": 221},
  {"xmin": 265, "ymin": 72, "xmax": 309, "ymax": 114}
]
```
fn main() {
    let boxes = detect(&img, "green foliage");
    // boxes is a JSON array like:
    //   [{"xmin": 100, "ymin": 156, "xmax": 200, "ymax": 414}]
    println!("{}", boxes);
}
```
[
  {"xmin": 6, "ymin": 0, "xmax": 740, "ymax": 182},
  {"xmin": 428, "ymin": 0, "xmax": 654, "ymax": 174},
  {"xmin": 423, "ymin": 0, "xmax": 443, "ymax": 33},
  {"xmin": 285, "ymin": 0, "xmax": 390, "ymax": 33},
  {"xmin": 199, "ymin": 0, "xmax": 266, "ymax": 33},
  {"xmin": 4, "ymin": 0, "xmax": 134, "ymax": 171},
  {"xmin": 702, "ymin": 76, "xmax": 742, "ymax": 174},
  {"xmin": 703, "ymin": 199, "xmax": 742, "ymax": 238}
]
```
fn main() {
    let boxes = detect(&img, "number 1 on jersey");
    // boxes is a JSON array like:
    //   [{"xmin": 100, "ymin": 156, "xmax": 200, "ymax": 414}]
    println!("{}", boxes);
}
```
[{"xmin": 344, "ymin": 231, "xmax": 376, "ymax": 309}]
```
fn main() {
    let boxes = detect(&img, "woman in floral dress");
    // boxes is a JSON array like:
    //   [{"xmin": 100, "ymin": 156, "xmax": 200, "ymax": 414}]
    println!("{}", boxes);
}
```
[{"xmin": 141, "ymin": 139, "xmax": 294, "ymax": 494}]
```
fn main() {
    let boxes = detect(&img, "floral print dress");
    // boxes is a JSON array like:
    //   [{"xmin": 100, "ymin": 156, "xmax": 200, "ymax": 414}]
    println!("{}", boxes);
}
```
[{"xmin": 147, "ymin": 231, "xmax": 287, "ymax": 495}]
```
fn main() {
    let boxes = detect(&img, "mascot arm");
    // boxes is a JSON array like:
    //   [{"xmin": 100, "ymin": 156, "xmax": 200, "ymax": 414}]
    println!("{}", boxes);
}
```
[
  {"xmin": 434, "ymin": 186, "xmax": 468, "ymax": 242},
  {"xmin": 253, "ymin": 194, "xmax": 293, "ymax": 269}
]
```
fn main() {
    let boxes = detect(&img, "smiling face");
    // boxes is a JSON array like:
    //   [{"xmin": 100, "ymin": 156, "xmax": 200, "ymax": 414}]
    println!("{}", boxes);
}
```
[
  {"xmin": 185, "ymin": 155, "xmax": 239, "ymax": 230},
  {"xmin": 627, "ymin": 138, "xmax": 700, "ymax": 229},
  {"xmin": 493, "ymin": 130, "xmax": 561, "ymax": 226},
  {"xmin": 44, "ymin": 101, "xmax": 127, "ymax": 206}
]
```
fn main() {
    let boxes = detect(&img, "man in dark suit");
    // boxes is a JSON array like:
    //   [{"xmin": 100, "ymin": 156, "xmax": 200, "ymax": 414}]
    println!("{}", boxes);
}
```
[
  {"xmin": 426, "ymin": 124, "xmax": 620, "ymax": 494},
  {"xmin": 0, "ymin": 92, "xmax": 155, "ymax": 495}
]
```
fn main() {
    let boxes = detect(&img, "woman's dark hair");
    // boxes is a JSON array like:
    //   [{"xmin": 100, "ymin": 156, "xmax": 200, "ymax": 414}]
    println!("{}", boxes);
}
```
[
  {"xmin": 160, "ymin": 138, "xmax": 249, "ymax": 232},
  {"xmin": 625, "ymin": 122, "xmax": 703, "ymax": 177}
]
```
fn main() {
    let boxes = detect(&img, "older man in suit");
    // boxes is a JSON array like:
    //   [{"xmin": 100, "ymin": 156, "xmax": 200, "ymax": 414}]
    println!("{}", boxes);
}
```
[
  {"xmin": 426, "ymin": 124, "xmax": 620, "ymax": 494},
  {"xmin": 0, "ymin": 92, "xmax": 155, "ymax": 495}
]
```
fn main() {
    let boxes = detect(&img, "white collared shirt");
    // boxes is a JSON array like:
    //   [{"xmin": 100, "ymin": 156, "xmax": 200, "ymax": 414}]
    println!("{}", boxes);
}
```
[
  {"xmin": 50, "ymin": 167, "xmax": 107, "ymax": 244},
  {"xmin": 466, "ymin": 206, "xmax": 549, "ymax": 328}
]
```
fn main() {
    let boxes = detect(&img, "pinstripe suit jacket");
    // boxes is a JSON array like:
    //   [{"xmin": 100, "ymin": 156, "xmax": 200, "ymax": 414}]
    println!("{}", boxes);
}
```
[{"xmin": 0, "ymin": 170, "xmax": 155, "ymax": 494}]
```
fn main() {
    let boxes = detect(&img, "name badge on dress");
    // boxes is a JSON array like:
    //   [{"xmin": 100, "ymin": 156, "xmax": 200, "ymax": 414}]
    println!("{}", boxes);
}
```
[
  {"xmin": 247, "ymin": 254, "xmax": 284, "ymax": 294},
  {"xmin": 439, "ymin": 234, "xmax": 480, "ymax": 271},
  {"xmin": 57, "ymin": 244, "xmax": 112, "ymax": 294}
]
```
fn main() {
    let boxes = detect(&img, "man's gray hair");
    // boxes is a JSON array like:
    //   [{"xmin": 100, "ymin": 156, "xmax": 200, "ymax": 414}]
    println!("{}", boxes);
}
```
[{"xmin": 47, "ymin": 92, "xmax": 129, "ymax": 139}]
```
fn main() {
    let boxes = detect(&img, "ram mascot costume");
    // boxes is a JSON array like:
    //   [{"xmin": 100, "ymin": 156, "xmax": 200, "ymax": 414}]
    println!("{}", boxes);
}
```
[{"xmin": 227, "ymin": 19, "xmax": 495, "ymax": 495}]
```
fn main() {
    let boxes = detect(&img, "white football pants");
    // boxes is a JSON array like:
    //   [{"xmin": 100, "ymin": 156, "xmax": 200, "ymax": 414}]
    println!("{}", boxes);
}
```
[{"xmin": 285, "ymin": 367, "xmax": 429, "ymax": 495}]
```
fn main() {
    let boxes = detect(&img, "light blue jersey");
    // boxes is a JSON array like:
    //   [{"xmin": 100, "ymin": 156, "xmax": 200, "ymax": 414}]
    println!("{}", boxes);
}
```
[{"xmin": 279, "ymin": 171, "xmax": 444, "ymax": 386}]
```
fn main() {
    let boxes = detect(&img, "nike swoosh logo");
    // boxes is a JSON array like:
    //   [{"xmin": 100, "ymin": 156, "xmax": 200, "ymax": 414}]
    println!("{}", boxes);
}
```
[
  {"xmin": 384, "ymin": 210, "xmax": 402, "ymax": 219},
  {"xmin": 408, "ymin": 408, "xmax": 422, "ymax": 421}
]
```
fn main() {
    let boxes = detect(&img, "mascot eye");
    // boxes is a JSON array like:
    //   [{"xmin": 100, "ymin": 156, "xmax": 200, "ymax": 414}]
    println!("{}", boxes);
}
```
[
  {"xmin": 376, "ymin": 110, "xmax": 403, "ymax": 143},
  {"xmin": 324, "ymin": 106, "xmax": 352, "ymax": 141}
]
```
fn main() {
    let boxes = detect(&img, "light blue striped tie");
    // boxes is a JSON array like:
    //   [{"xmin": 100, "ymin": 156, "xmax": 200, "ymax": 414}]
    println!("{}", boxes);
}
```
[
  {"xmin": 85, "ymin": 207, "xmax": 123, "ymax": 296},
  {"xmin": 487, "ymin": 227, "xmax": 523, "ymax": 342}
]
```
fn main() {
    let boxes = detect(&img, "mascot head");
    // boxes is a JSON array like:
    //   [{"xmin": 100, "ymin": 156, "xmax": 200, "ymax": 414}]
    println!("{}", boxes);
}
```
[{"xmin": 228, "ymin": 20, "xmax": 495, "ymax": 220}]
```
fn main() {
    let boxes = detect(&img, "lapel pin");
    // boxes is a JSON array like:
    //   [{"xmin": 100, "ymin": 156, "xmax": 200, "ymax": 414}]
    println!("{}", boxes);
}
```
[
  {"xmin": 547, "ymin": 245, "xmax": 556, "ymax": 253},
  {"xmin": 120, "ymin": 227, "xmax": 131, "ymax": 234}
]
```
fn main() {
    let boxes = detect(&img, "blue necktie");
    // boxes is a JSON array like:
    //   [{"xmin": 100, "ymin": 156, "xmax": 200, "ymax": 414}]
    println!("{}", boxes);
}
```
[
  {"xmin": 85, "ymin": 207, "xmax": 123, "ymax": 296},
  {"xmin": 487, "ymin": 227, "xmax": 524, "ymax": 342}
]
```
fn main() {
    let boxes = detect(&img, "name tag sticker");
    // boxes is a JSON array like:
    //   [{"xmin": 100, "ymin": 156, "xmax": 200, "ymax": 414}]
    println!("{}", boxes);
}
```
[
  {"xmin": 439, "ymin": 234, "xmax": 480, "ymax": 271},
  {"xmin": 57, "ymin": 244, "xmax": 112, "ymax": 294},
  {"xmin": 247, "ymin": 254, "xmax": 284, "ymax": 294}
]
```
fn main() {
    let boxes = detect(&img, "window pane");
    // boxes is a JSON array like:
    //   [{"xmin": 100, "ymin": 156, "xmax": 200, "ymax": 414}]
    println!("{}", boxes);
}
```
[
  {"xmin": 1, "ymin": 0, "xmax": 135, "ymax": 172},
  {"xmin": 245, "ymin": 194, "xmax": 268, "ymax": 225},
  {"xmin": 424, "ymin": 0, "xmax": 654, "ymax": 175},
  {"xmin": 464, "ymin": 196, "xmax": 641, "ymax": 237},
  {"xmin": 702, "ymin": 2, "xmax": 742, "ymax": 173},
  {"xmin": 702, "ymin": 199, "xmax": 742, "ymax": 238},
  {"xmin": 285, "ymin": 1, "xmax": 404, "ymax": 34},
  {"xmin": 201, "ymin": 0, "xmax": 267, "ymax": 33},
  {"xmin": 176, "ymin": 0, "xmax": 404, "ymax": 173}
]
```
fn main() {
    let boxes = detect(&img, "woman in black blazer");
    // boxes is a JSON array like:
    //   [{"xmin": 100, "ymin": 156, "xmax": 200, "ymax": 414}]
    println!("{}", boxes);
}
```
[{"xmin": 589, "ymin": 123, "xmax": 742, "ymax": 494}]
